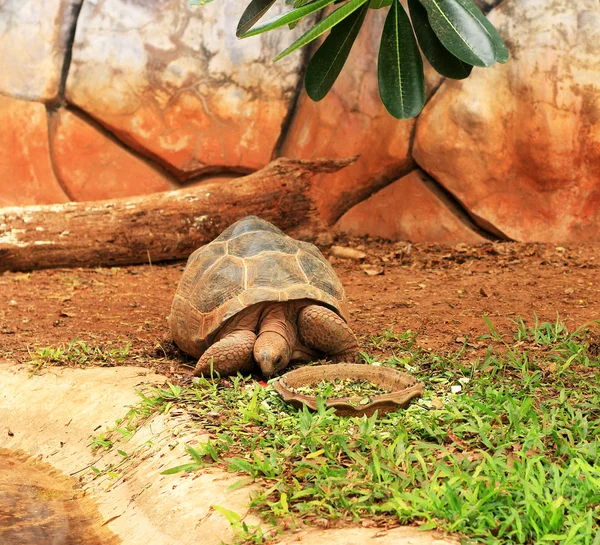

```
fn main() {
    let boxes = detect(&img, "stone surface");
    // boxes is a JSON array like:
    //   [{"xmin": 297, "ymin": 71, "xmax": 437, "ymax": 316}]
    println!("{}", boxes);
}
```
[
  {"xmin": 414, "ymin": 0, "xmax": 600, "ymax": 243},
  {"xmin": 0, "ymin": 95, "xmax": 69, "ymax": 207},
  {"xmin": 280, "ymin": 8, "xmax": 447, "ymax": 226},
  {"xmin": 336, "ymin": 170, "xmax": 487, "ymax": 244},
  {"xmin": 0, "ymin": 0, "xmax": 82, "ymax": 102},
  {"xmin": 278, "ymin": 527, "xmax": 458, "ymax": 545},
  {"xmin": 280, "ymin": 11, "xmax": 415, "ymax": 226},
  {"xmin": 50, "ymin": 109, "xmax": 175, "ymax": 201},
  {"xmin": 0, "ymin": 364, "xmax": 259, "ymax": 545},
  {"xmin": 65, "ymin": 0, "xmax": 306, "ymax": 178}
]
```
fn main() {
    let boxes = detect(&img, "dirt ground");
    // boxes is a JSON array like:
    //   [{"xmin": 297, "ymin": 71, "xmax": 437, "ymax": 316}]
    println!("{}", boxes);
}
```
[{"xmin": 1, "ymin": 240, "xmax": 599, "ymax": 376}]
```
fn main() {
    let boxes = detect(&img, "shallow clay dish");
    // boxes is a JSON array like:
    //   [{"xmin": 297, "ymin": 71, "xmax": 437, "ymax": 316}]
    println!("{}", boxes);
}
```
[{"xmin": 272, "ymin": 364, "xmax": 423, "ymax": 417}]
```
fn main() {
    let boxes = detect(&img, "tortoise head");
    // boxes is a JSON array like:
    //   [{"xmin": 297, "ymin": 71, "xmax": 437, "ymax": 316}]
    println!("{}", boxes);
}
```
[{"xmin": 253, "ymin": 332, "xmax": 291, "ymax": 378}]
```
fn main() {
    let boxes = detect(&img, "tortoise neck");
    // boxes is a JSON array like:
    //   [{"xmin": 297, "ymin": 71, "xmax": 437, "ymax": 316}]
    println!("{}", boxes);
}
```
[{"xmin": 257, "ymin": 302, "xmax": 299, "ymax": 347}]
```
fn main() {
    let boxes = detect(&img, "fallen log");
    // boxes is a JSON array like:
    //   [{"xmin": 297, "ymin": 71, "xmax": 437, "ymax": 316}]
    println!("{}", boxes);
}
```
[{"xmin": 0, "ymin": 157, "xmax": 354, "ymax": 272}]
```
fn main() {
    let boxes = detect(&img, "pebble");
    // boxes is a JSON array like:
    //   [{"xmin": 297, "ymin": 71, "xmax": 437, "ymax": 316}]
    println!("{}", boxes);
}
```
[{"xmin": 330, "ymin": 246, "xmax": 366, "ymax": 261}]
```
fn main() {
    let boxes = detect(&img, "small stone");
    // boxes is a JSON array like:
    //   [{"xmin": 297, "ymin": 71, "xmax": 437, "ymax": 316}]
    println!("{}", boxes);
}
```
[
  {"xmin": 363, "ymin": 266, "xmax": 384, "ymax": 276},
  {"xmin": 430, "ymin": 398, "xmax": 444, "ymax": 409},
  {"xmin": 330, "ymin": 246, "xmax": 366, "ymax": 261},
  {"xmin": 480, "ymin": 287, "xmax": 489, "ymax": 297}
]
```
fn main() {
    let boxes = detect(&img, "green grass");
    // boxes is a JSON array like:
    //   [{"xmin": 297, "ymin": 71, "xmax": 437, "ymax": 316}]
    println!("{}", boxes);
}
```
[
  {"xmin": 94, "ymin": 317, "xmax": 600, "ymax": 544},
  {"xmin": 27, "ymin": 339, "xmax": 130, "ymax": 373}
]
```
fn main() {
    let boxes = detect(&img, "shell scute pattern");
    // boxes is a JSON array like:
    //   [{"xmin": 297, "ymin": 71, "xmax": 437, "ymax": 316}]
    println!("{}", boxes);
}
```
[
  {"xmin": 216, "ymin": 216, "xmax": 284, "ymax": 240},
  {"xmin": 245, "ymin": 254, "xmax": 306, "ymax": 291},
  {"xmin": 177, "ymin": 242, "xmax": 226, "ymax": 298},
  {"xmin": 297, "ymin": 250, "xmax": 345, "ymax": 299},
  {"xmin": 228, "ymin": 230, "xmax": 297, "ymax": 258},
  {"xmin": 191, "ymin": 255, "xmax": 245, "ymax": 313},
  {"xmin": 169, "ymin": 216, "xmax": 348, "ymax": 359}
]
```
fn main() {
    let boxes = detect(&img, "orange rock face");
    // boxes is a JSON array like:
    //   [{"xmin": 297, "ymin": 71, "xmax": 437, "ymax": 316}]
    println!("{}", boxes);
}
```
[
  {"xmin": 0, "ymin": 95, "xmax": 68, "ymax": 207},
  {"xmin": 64, "ymin": 0, "xmax": 306, "ymax": 179},
  {"xmin": 335, "ymin": 170, "xmax": 486, "ymax": 244},
  {"xmin": 413, "ymin": 0, "xmax": 600, "ymax": 243},
  {"xmin": 280, "ymin": 11, "xmax": 416, "ymax": 226},
  {"xmin": 50, "ymin": 110, "xmax": 175, "ymax": 201}
]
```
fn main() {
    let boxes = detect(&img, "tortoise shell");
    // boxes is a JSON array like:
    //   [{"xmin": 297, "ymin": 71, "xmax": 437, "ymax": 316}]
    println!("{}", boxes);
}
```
[{"xmin": 169, "ymin": 216, "xmax": 349, "ymax": 359}]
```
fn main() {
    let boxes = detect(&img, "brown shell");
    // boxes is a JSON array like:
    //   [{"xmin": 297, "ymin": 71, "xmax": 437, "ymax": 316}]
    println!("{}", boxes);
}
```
[{"xmin": 169, "ymin": 216, "xmax": 348, "ymax": 359}]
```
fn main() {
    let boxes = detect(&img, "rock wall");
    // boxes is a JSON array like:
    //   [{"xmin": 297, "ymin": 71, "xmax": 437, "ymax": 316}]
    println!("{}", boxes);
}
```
[{"xmin": 0, "ymin": 0, "xmax": 598, "ymax": 243}]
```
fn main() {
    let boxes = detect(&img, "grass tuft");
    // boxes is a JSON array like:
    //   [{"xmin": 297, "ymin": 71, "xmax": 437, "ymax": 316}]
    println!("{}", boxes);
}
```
[
  {"xmin": 93, "ymin": 316, "xmax": 600, "ymax": 544},
  {"xmin": 27, "ymin": 340, "xmax": 130, "ymax": 373}
]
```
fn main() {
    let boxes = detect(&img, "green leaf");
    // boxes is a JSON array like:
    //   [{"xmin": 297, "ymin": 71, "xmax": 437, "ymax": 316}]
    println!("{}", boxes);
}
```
[
  {"xmin": 288, "ymin": 0, "xmax": 315, "ymax": 29},
  {"xmin": 369, "ymin": 0, "xmax": 392, "ymax": 8},
  {"xmin": 226, "ymin": 477, "xmax": 254, "ymax": 491},
  {"xmin": 454, "ymin": 0, "xmax": 509, "ymax": 63},
  {"xmin": 378, "ymin": 0, "xmax": 425, "ymax": 119},
  {"xmin": 160, "ymin": 463, "xmax": 201, "ymax": 475},
  {"xmin": 417, "ymin": 0, "xmax": 497, "ymax": 67},
  {"xmin": 236, "ymin": 0, "xmax": 277, "ymax": 37},
  {"xmin": 240, "ymin": 0, "xmax": 336, "ymax": 38},
  {"xmin": 274, "ymin": 0, "xmax": 370, "ymax": 61},
  {"xmin": 212, "ymin": 505, "xmax": 242, "ymax": 524},
  {"xmin": 185, "ymin": 443, "xmax": 204, "ymax": 464},
  {"xmin": 304, "ymin": 1, "xmax": 368, "ymax": 101},
  {"xmin": 408, "ymin": 0, "xmax": 472, "ymax": 79}
]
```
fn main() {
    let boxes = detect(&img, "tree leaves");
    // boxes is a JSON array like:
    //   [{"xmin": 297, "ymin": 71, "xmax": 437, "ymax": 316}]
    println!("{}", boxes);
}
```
[
  {"xmin": 273, "ymin": 0, "xmax": 371, "ymax": 61},
  {"xmin": 236, "ymin": 0, "xmax": 277, "ymax": 37},
  {"xmin": 378, "ymin": 0, "xmax": 424, "ymax": 119},
  {"xmin": 417, "ymin": 0, "xmax": 503, "ymax": 67},
  {"xmin": 193, "ymin": 0, "xmax": 510, "ymax": 120},
  {"xmin": 408, "ymin": 0, "xmax": 472, "ymax": 79},
  {"xmin": 239, "ymin": 0, "xmax": 337, "ymax": 38},
  {"xmin": 369, "ymin": 0, "xmax": 393, "ymax": 9},
  {"xmin": 304, "ymin": 2, "xmax": 369, "ymax": 100},
  {"xmin": 454, "ymin": 0, "xmax": 509, "ymax": 63}
]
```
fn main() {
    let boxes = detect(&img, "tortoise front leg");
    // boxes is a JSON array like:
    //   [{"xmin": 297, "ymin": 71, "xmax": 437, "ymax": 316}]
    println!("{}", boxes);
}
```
[
  {"xmin": 194, "ymin": 331, "xmax": 256, "ymax": 377},
  {"xmin": 298, "ymin": 305, "xmax": 359, "ymax": 363}
]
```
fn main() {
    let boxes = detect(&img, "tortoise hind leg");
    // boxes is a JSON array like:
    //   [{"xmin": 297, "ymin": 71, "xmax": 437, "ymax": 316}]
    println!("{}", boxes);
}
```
[
  {"xmin": 194, "ymin": 331, "xmax": 256, "ymax": 377},
  {"xmin": 298, "ymin": 305, "xmax": 359, "ymax": 363}
]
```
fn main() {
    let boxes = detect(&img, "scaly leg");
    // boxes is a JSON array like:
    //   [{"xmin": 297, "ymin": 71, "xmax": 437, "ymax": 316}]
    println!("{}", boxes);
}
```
[
  {"xmin": 298, "ymin": 305, "xmax": 359, "ymax": 363},
  {"xmin": 194, "ymin": 331, "xmax": 256, "ymax": 377}
]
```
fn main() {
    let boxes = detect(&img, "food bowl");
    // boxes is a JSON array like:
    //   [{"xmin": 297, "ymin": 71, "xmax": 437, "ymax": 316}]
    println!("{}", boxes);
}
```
[{"xmin": 272, "ymin": 363, "xmax": 423, "ymax": 416}]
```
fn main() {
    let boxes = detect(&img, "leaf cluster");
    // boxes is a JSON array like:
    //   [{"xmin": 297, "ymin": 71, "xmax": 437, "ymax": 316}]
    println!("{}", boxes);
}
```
[{"xmin": 191, "ymin": 0, "xmax": 509, "ymax": 118}]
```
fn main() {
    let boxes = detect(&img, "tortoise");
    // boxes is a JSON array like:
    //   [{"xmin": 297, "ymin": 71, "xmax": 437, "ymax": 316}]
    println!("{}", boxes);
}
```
[{"xmin": 168, "ymin": 216, "xmax": 358, "ymax": 377}]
